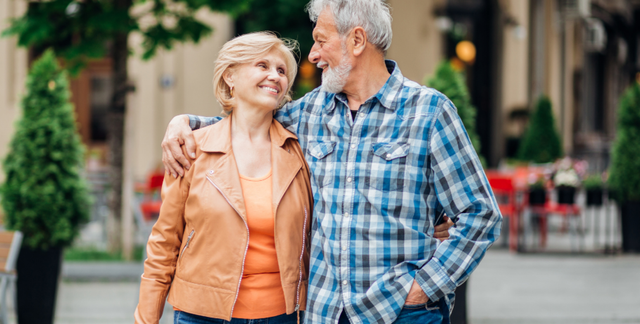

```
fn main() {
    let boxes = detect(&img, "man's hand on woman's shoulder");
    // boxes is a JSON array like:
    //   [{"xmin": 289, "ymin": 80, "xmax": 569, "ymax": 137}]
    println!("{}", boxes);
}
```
[{"xmin": 162, "ymin": 115, "xmax": 196, "ymax": 178}]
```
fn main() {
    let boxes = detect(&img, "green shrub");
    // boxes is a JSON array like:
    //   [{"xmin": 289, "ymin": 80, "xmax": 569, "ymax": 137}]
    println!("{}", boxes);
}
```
[
  {"xmin": 517, "ymin": 95, "xmax": 563, "ymax": 163},
  {"xmin": 426, "ymin": 61, "xmax": 485, "ymax": 166},
  {"xmin": 608, "ymin": 83, "xmax": 640, "ymax": 203},
  {"xmin": 0, "ymin": 50, "xmax": 91, "ymax": 250},
  {"xmin": 583, "ymin": 174, "xmax": 604, "ymax": 191}
]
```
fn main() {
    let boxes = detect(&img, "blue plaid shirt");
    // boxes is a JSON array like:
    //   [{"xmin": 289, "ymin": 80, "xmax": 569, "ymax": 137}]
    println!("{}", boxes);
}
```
[{"xmin": 189, "ymin": 61, "xmax": 502, "ymax": 324}]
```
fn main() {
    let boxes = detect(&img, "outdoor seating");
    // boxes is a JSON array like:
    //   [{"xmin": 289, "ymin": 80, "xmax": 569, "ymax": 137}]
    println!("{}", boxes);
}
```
[
  {"xmin": 486, "ymin": 171, "xmax": 523, "ymax": 252},
  {"xmin": 0, "ymin": 231, "xmax": 22, "ymax": 324},
  {"xmin": 137, "ymin": 171, "xmax": 164, "ymax": 221},
  {"xmin": 133, "ymin": 171, "xmax": 165, "ymax": 260}
]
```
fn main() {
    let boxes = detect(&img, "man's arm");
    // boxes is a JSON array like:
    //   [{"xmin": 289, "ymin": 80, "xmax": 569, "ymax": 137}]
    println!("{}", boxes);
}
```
[
  {"xmin": 414, "ymin": 100, "xmax": 503, "ymax": 303},
  {"xmin": 161, "ymin": 98, "xmax": 305, "ymax": 177},
  {"xmin": 161, "ymin": 114, "xmax": 221, "ymax": 178}
]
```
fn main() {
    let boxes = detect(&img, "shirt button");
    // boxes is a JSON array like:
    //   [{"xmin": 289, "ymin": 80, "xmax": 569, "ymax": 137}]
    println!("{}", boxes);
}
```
[
  {"xmin": 350, "ymin": 144, "xmax": 356, "ymax": 149},
  {"xmin": 342, "ymin": 246, "xmax": 347, "ymax": 251},
  {"xmin": 386, "ymin": 154, "xmax": 391, "ymax": 158},
  {"xmin": 347, "ymin": 177, "xmax": 352, "ymax": 183},
  {"xmin": 343, "ymin": 280, "xmax": 348, "ymax": 285},
  {"xmin": 344, "ymin": 213, "xmax": 349, "ymax": 217}
]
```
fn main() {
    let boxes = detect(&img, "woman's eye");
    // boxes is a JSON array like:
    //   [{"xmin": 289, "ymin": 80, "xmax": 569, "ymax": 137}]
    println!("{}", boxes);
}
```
[
  {"xmin": 278, "ymin": 69, "xmax": 285, "ymax": 74},
  {"xmin": 258, "ymin": 63, "xmax": 267, "ymax": 68}
]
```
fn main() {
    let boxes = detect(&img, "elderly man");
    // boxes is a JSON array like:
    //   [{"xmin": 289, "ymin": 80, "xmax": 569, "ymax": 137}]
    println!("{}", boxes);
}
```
[{"xmin": 161, "ymin": 0, "xmax": 501, "ymax": 323}]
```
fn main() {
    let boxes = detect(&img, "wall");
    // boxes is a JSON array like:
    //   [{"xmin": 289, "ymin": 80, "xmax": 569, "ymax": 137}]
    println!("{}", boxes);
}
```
[
  {"xmin": 0, "ymin": 0, "xmax": 28, "ymax": 184},
  {"xmin": 387, "ymin": 0, "xmax": 445, "ymax": 84}
]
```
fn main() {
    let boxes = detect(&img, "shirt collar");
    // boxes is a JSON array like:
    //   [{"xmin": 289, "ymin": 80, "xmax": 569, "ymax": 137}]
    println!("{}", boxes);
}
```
[{"xmin": 328, "ymin": 60, "xmax": 404, "ymax": 112}]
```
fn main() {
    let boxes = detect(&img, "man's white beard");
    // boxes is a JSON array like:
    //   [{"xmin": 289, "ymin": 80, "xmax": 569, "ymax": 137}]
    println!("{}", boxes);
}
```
[{"xmin": 320, "ymin": 54, "xmax": 352, "ymax": 94}]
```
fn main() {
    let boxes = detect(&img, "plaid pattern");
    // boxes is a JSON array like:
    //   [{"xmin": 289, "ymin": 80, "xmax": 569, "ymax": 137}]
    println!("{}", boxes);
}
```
[{"xmin": 189, "ymin": 61, "xmax": 502, "ymax": 324}]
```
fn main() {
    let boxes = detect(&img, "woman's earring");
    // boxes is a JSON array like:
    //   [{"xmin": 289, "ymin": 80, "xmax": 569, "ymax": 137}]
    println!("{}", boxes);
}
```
[{"xmin": 230, "ymin": 86, "xmax": 234, "ymax": 98}]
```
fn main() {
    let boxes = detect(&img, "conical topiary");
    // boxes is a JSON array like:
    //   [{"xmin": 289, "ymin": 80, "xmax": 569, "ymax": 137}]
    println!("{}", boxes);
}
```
[
  {"xmin": 608, "ymin": 82, "xmax": 640, "ymax": 203},
  {"xmin": 426, "ymin": 61, "xmax": 485, "ymax": 166},
  {"xmin": 517, "ymin": 95, "xmax": 563, "ymax": 163},
  {"xmin": 0, "ymin": 49, "xmax": 91, "ymax": 250}
]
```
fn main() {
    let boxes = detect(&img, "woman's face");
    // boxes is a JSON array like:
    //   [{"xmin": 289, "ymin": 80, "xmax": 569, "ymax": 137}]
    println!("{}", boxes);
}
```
[{"xmin": 229, "ymin": 48, "xmax": 289, "ymax": 112}]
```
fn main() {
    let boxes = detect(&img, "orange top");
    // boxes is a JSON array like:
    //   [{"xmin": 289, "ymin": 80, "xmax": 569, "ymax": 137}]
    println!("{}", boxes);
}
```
[{"xmin": 232, "ymin": 170, "xmax": 287, "ymax": 319}]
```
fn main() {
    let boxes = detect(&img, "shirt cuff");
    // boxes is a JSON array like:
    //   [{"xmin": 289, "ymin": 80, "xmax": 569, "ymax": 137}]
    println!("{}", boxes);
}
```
[
  {"xmin": 415, "ymin": 257, "xmax": 457, "ymax": 302},
  {"xmin": 187, "ymin": 115, "xmax": 201, "ymax": 131}
]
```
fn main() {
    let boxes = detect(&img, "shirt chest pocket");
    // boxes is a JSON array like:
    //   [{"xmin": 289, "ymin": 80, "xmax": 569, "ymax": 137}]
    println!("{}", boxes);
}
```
[
  {"xmin": 366, "ymin": 142, "xmax": 411, "ymax": 192},
  {"xmin": 308, "ymin": 141, "xmax": 337, "ymax": 188}
]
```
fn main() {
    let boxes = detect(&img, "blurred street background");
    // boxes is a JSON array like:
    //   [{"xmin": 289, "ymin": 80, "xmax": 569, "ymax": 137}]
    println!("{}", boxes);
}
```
[{"xmin": 1, "ymin": 0, "xmax": 640, "ymax": 323}]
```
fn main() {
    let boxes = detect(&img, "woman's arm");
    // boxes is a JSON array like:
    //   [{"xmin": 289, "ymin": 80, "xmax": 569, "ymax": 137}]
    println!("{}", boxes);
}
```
[{"xmin": 134, "ymin": 162, "xmax": 192, "ymax": 323}]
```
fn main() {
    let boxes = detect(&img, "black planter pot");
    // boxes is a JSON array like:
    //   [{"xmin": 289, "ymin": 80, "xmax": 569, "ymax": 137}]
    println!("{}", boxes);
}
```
[
  {"xmin": 621, "ymin": 202, "xmax": 640, "ymax": 253},
  {"xmin": 556, "ymin": 186, "xmax": 576, "ymax": 205},
  {"xmin": 17, "ymin": 246, "xmax": 63, "ymax": 324},
  {"xmin": 586, "ymin": 189, "xmax": 604, "ymax": 206},
  {"xmin": 528, "ymin": 188, "xmax": 546, "ymax": 206}
]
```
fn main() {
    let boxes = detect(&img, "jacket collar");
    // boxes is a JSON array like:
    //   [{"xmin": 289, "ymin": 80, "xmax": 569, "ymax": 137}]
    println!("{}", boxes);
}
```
[
  {"xmin": 199, "ymin": 113, "xmax": 301, "ymax": 222},
  {"xmin": 200, "ymin": 113, "xmax": 298, "ymax": 153}
]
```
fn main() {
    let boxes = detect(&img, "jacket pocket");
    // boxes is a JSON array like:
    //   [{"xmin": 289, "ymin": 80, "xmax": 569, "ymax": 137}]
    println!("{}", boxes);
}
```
[
  {"xmin": 366, "ymin": 142, "xmax": 410, "ymax": 191},
  {"xmin": 178, "ymin": 229, "xmax": 195, "ymax": 264}
]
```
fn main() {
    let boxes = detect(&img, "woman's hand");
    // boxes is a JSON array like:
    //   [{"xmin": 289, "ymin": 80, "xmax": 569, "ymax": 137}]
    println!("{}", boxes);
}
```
[
  {"xmin": 434, "ymin": 216, "xmax": 453, "ymax": 241},
  {"xmin": 161, "ymin": 115, "xmax": 196, "ymax": 178}
]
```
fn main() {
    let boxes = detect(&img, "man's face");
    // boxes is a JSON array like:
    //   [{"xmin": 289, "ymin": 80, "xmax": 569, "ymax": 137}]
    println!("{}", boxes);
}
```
[{"xmin": 309, "ymin": 10, "xmax": 352, "ymax": 93}]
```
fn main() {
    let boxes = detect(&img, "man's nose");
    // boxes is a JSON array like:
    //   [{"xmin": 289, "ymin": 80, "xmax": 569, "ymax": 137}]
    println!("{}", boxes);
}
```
[{"xmin": 308, "ymin": 44, "xmax": 320, "ymax": 63}]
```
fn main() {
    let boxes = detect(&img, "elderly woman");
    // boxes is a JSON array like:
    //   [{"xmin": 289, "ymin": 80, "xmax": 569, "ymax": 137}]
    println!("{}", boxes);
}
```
[{"xmin": 134, "ymin": 32, "xmax": 313, "ymax": 324}]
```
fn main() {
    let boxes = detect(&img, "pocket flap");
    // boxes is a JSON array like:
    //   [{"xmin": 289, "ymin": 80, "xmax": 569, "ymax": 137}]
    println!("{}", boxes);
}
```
[
  {"xmin": 308, "ymin": 141, "xmax": 337, "ymax": 159},
  {"xmin": 373, "ymin": 142, "xmax": 410, "ymax": 160}
]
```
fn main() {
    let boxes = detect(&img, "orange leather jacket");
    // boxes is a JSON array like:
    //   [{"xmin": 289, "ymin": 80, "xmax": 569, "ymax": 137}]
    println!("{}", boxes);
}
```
[{"xmin": 134, "ymin": 116, "xmax": 313, "ymax": 323}]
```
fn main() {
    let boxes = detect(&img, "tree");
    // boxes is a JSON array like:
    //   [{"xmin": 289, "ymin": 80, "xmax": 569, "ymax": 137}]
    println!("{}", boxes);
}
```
[
  {"xmin": 426, "ymin": 60, "xmax": 485, "ymax": 166},
  {"xmin": 235, "ymin": 0, "xmax": 313, "ymax": 57},
  {"xmin": 517, "ymin": 95, "xmax": 563, "ymax": 163},
  {"xmin": 0, "ymin": 50, "xmax": 91, "ymax": 250},
  {"xmin": 609, "ymin": 82, "xmax": 640, "ymax": 203},
  {"xmin": 3, "ymin": 0, "xmax": 253, "ymax": 253}
]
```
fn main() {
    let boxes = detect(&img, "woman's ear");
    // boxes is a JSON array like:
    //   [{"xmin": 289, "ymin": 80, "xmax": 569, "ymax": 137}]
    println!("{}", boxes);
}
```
[{"xmin": 223, "ymin": 70, "xmax": 234, "ymax": 89}]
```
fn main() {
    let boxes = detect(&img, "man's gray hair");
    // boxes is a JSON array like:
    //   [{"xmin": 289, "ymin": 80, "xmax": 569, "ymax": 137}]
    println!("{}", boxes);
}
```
[{"xmin": 306, "ymin": 0, "xmax": 393, "ymax": 53}]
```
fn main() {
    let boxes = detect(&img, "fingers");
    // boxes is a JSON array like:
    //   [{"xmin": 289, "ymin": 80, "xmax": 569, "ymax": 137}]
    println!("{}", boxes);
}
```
[
  {"xmin": 183, "ymin": 132, "xmax": 197, "ymax": 160},
  {"xmin": 434, "ymin": 216, "xmax": 453, "ymax": 242},
  {"xmin": 161, "ymin": 115, "xmax": 193, "ymax": 178},
  {"xmin": 162, "ymin": 140, "xmax": 184, "ymax": 178}
]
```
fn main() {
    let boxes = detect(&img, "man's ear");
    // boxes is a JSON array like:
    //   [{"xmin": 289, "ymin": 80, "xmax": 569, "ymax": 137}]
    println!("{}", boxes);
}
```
[{"xmin": 351, "ymin": 27, "xmax": 367, "ymax": 57}]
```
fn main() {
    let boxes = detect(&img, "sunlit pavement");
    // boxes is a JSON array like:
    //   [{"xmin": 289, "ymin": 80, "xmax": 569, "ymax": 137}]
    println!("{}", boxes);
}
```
[{"xmin": 4, "ymin": 248, "xmax": 639, "ymax": 324}]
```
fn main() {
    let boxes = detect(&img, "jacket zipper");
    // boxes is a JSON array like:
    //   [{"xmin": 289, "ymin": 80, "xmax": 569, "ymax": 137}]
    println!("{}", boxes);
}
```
[
  {"xmin": 179, "ymin": 229, "xmax": 195, "ymax": 261},
  {"xmin": 294, "ymin": 205, "xmax": 309, "ymax": 312},
  {"xmin": 205, "ymin": 175, "xmax": 250, "ymax": 319}
]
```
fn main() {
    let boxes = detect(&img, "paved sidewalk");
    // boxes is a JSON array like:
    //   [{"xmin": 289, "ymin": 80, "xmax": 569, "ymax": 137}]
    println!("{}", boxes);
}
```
[{"xmin": 4, "ymin": 249, "xmax": 640, "ymax": 323}]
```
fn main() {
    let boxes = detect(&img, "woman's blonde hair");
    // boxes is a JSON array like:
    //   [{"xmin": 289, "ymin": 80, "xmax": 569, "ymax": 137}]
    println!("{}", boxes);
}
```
[{"xmin": 213, "ymin": 32, "xmax": 299, "ymax": 112}]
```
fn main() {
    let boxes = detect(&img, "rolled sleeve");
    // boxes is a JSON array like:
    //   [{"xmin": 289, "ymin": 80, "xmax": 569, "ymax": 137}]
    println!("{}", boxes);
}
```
[{"xmin": 188, "ymin": 115, "xmax": 221, "ymax": 130}]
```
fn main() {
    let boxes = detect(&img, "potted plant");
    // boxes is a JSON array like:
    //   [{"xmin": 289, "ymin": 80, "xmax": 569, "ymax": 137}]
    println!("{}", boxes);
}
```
[
  {"xmin": 553, "ymin": 157, "xmax": 581, "ymax": 205},
  {"xmin": 608, "ymin": 82, "xmax": 640, "ymax": 253},
  {"xmin": 528, "ymin": 175, "xmax": 547, "ymax": 206},
  {"xmin": 0, "ymin": 50, "xmax": 91, "ymax": 323},
  {"xmin": 583, "ymin": 174, "xmax": 604, "ymax": 207}
]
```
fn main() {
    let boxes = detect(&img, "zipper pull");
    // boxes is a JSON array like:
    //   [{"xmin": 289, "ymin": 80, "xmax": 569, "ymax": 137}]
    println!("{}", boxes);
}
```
[{"xmin": 295, "ymin": 304, "xmax": 300, "ymax": 312}]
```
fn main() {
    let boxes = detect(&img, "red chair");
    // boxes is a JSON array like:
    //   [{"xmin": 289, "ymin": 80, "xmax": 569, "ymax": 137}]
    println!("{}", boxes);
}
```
[
  {"xmin": 530, "ymin": 200, "xmax": 582, "ymax": 250},
  {"xmin": 486, "ymin": 172, "xmax": 522, "ymax": 252},
  {"xmin": 139, "ymin": 171, "xmax": 164, "ymax": 221}
]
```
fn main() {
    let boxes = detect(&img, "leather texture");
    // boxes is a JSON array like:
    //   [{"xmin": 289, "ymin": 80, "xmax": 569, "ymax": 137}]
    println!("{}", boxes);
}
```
[{"xmin": 135, "ymin": 115, "xmax": 313, "ymax": 323}]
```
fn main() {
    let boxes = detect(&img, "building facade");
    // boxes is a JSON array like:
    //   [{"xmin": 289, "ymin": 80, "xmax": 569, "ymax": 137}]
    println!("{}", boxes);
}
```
[{"xmin": 1, "ymin": 0, "xmax": 639, "ymax": 188}]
